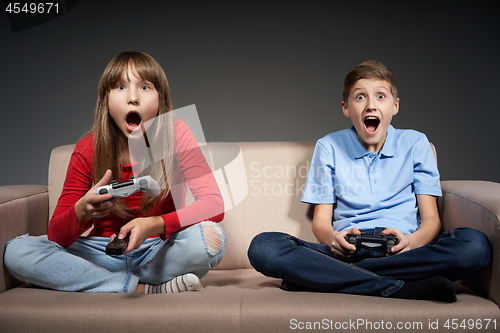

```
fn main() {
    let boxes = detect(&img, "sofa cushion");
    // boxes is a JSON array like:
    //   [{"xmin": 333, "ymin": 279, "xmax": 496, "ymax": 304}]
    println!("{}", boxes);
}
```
[{"xmin": 1, "ymin": 269, "xmax": 498, "ymax": 333}]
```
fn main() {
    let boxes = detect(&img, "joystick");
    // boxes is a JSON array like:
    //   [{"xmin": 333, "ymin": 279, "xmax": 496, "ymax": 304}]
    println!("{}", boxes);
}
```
[
  {"xmin": 96, "ymin": 175, "xmax": 161, "ymax": 198},
  {"xmin": 106, "ymin": 234, "xmax": 129, "ymax": 255},
  {"xmin": 345, "ymin": 233, "xmax": 399, "ymax": 253}
]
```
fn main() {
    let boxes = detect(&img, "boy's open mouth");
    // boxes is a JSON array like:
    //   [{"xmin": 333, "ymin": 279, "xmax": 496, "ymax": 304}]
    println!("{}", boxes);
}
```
[
  {"xmin": 126, "ymin": 111, "xmax": 142, "ymax": 129},
  {"xmin": 364, "ymin": 116, "xmax": 380, "ymax": 134}
]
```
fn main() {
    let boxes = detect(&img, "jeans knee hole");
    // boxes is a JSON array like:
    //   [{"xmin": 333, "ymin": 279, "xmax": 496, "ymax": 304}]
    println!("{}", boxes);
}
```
[{"xmin": 201, "ymin": 221, "xmax": 223, "ymax": 255}]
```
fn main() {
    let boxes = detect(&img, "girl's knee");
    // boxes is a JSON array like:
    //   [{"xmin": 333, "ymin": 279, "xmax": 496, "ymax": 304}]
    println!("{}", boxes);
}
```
[
  {"xmin": 4, "ymin": 234, "xmax": 44, "ymax": 275},
  {"xmin": 191, "ymin": 222, "xmax": 225, "ymax": 273},
  {"xmin": 5, "ymin": 235, "xmax": 33, "ymax": 261},
  {"xmin": 200, "ymin": 221, "xmax": 224, "ymax": 255}
]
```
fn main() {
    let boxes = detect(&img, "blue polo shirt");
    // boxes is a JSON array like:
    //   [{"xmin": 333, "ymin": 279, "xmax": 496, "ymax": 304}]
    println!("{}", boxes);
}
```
[{"xmin": 301, "ymin": 125, "xmax": 442, "ymax": 234}]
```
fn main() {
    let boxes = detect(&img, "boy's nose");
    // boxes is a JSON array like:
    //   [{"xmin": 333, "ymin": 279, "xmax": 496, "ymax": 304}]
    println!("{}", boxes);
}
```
[{"xmin": 365, "ymin": 97, "xmax": 377, "ymax": 111}]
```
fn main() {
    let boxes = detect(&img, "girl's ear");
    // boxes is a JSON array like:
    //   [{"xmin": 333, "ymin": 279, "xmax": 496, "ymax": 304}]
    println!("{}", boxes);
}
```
[{"xmin": 342, "ymin": 101, "xmax": 350, "ymax": 118}]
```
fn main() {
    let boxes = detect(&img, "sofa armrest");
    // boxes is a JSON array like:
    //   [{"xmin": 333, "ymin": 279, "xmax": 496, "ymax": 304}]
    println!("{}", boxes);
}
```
[
  {"xmin": 438, "ymin": 180, "xmax": 500, "ymax": 306},
  {"xmin": 0, "ymin": 185, "xmax": 49, "ymax": 293}
]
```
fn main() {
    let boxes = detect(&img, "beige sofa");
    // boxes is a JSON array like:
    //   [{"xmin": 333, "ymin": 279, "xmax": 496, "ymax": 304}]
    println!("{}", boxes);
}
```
[{"xmin": 1, "ymin": 141, "xmax": 499, "ymax": 333}]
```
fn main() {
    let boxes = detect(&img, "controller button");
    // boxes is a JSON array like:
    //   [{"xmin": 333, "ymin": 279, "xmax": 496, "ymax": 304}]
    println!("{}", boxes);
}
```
[
  {"xmin": 99, "ymin": 188, "xmax": 109, "ymax": 195},
  {"xmin": 139, "ymin": 179, "xmax": 148, "ymax": 191}
]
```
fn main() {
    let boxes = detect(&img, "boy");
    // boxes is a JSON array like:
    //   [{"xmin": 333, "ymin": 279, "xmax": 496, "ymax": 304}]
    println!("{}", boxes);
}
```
[{"xmin": 247, "ymin": 60, "xmax": 491, "ymax": 302}]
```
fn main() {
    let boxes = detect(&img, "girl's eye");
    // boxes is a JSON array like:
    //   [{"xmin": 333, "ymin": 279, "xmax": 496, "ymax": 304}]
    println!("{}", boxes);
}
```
[
  {"xmin": 115, "ymin": 84, "xmax": 125, "ymax": 90},
  {"xmin": 141, "ymin": 82, "xmax": 155, "ymax": 90}
]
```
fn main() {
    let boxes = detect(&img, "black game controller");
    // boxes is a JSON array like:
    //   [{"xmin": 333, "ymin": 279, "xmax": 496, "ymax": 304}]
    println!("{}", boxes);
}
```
[
  {"xmin": 106, "ymin": 234, "xmax": 130, "ymax": 255},
  {"xmin": 345, "ymin": 233, "xmax": 399, "ymax": 253}
]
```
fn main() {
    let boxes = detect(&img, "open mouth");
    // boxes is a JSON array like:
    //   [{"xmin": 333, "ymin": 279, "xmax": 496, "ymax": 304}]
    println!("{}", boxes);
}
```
[
  {"xmin": 364, "ymin": 116, "xmax": 380, "ymax": 134},
  {"xmin": 126, "ymin": 111, "xmax": 142, "ymax": 129}
]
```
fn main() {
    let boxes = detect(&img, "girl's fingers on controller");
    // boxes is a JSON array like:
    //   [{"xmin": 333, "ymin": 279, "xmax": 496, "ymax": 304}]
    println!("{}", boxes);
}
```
[
  {"xmin": 88, "ymin": 192, "xmax": 113, "ymax": 204},
  {"xmin": 96, "ymin": 169, "xmax": 113, "ymax": 186}
]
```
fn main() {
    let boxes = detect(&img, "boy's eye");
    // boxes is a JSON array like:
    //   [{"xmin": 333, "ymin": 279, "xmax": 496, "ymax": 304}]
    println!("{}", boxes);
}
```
[
  {"xmin": 355, "ymin": 94, "xmax": 365, "ymax": 100},
  {"xmin": 377, "ymin": 93, "xmax": 385, "ymax": 99}
]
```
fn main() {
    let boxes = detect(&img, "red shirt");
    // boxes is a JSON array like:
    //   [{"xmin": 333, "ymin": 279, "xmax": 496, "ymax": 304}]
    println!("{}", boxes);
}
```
[{"xmin": 48, "ymin": 119, "xmax": 224, "ymax": 247}]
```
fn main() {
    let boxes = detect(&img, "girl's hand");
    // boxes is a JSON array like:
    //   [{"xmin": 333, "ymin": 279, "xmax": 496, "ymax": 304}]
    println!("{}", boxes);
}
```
[
  {"xmin": 330, "ymin": 227, "xmax": 361, "ymax": 257},
  {"xmin": 381, "ymin": 228, "xmax": 414, "ymax": 254},
  {"xmin": 75, "ymin": 169, "xmax": 116, "ymax": 225},
  {"xmin": 117, "ymin": 216, "xmax": 165, "ymax": 255}
]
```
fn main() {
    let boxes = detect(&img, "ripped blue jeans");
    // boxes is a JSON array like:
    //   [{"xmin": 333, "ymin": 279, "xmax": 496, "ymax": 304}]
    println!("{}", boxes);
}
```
[{"xmin": 4, "ymin": 221, "xmax": 225, "ymax": 293}]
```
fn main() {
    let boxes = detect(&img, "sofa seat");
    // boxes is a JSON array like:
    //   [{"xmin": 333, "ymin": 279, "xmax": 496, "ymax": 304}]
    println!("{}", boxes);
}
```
[{"xmin": 1, "ymin": 269, "xmax": 499, "ymax": 333}]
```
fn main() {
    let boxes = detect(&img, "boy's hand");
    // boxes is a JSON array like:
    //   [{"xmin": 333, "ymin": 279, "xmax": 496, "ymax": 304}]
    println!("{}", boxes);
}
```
[
  {"xmin": 330, "ymin": 227, "xmax": 361, "ymax": 257},
  {"xmin": 116, "ymin": 216, "xmax": 166, "ymax": 255},
  {"xmin": 381, "ymin": 228, "xmax": 414, "ymax": 254}
]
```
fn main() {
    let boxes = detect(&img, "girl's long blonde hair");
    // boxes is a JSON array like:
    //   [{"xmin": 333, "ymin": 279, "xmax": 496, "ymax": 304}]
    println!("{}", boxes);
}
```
[{"xmin": 91, "ymin": 51, "xmax": 175, "ymax": 218}]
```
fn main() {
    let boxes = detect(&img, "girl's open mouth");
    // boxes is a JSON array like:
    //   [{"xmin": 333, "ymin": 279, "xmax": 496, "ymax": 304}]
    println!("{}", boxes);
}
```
[
  {"xmin": 364, "ymin": 116, "xmax": 380, "ymax": 134},
  {"xmin": 126, "ymin": 111, "xmax": 142, "ymax": 130}
]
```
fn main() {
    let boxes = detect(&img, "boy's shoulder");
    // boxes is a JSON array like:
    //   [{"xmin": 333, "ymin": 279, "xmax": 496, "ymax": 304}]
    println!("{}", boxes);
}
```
[
  {"xmin": 317, "ymin": 127, "xmax": 354, "ymax": 146},
  {"xmin": 394, "ymin": 127, "xmax": 427, "ymax": 138},
  {"xmin": 392, "ymin": 127, "xmax": 431, "ymax": 148},
  {"xmin": 322, "ymin": 128, "xmax": 352, "ymax": 138},
  {"xmin": 313, "ymin": 128, "xmax": 353, "ymax": 157}
]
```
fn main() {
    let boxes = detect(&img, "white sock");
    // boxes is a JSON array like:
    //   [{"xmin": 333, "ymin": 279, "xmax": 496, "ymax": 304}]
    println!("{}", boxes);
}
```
[{"xmin": 144, "ymin": 273, "xmax": 203, "ymax": 294}]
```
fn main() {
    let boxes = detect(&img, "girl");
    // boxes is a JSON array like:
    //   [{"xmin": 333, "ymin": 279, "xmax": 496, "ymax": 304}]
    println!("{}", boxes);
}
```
[{"xmin": 5, "ymin": 51, "xmax": 226, "ymax": 294}]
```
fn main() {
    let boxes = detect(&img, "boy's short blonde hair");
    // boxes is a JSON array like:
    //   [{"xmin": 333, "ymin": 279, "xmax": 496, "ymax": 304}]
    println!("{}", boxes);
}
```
[{"xmin": 342, "ymin": 60, "xmax": 398, "ymax": 104}]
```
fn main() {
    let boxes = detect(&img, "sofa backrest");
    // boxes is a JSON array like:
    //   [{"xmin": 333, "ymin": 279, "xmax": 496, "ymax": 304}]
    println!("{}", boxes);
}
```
[
  {"xmin": 48, "ymin": 141, "xmax": 318, "ymax": 270},
  {"xmin": 48, "ymin": 144, "xmax": 76, "ymax": 220},
  {"xmin": 211, "ymin": 142, "xmax": 318, "ymax": 269}
]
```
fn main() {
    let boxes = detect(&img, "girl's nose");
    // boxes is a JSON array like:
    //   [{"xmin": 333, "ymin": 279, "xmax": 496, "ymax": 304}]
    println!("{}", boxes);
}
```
[{"xmin": 128, "ymin": 92, "xmax": 139, "ymax": 104}]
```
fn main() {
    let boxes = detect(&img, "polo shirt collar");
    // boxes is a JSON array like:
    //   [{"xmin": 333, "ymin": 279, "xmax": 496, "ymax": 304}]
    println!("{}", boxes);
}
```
[{"xmin": 346, "ymin": 125, "xmax": 397, "ymax": 159}]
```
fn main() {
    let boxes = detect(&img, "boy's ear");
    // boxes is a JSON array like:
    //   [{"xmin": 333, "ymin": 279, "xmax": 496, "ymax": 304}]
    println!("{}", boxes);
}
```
[
  {"xmin": 393, "ymin": 98, "xmax": 400, "ymax": 116},
  {"xmin": 342, "ymin": 101, "xmax": 350, "ymax": 118}
]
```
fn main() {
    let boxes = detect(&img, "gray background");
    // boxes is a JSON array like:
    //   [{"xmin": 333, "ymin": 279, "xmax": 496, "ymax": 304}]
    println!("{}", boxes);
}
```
[{"xmin": 1, "ymin": 1, "xmax": 499, "ymax": 186}]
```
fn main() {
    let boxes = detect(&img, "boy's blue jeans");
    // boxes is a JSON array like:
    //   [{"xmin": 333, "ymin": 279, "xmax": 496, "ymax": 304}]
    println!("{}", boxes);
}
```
[
  {"xmin": 247, "ymin": 227, "xmax": 491, "ymax": 297},
  {"xmin": 4, "ymin": 222, "xmax": 225, "ymax": 293}
]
